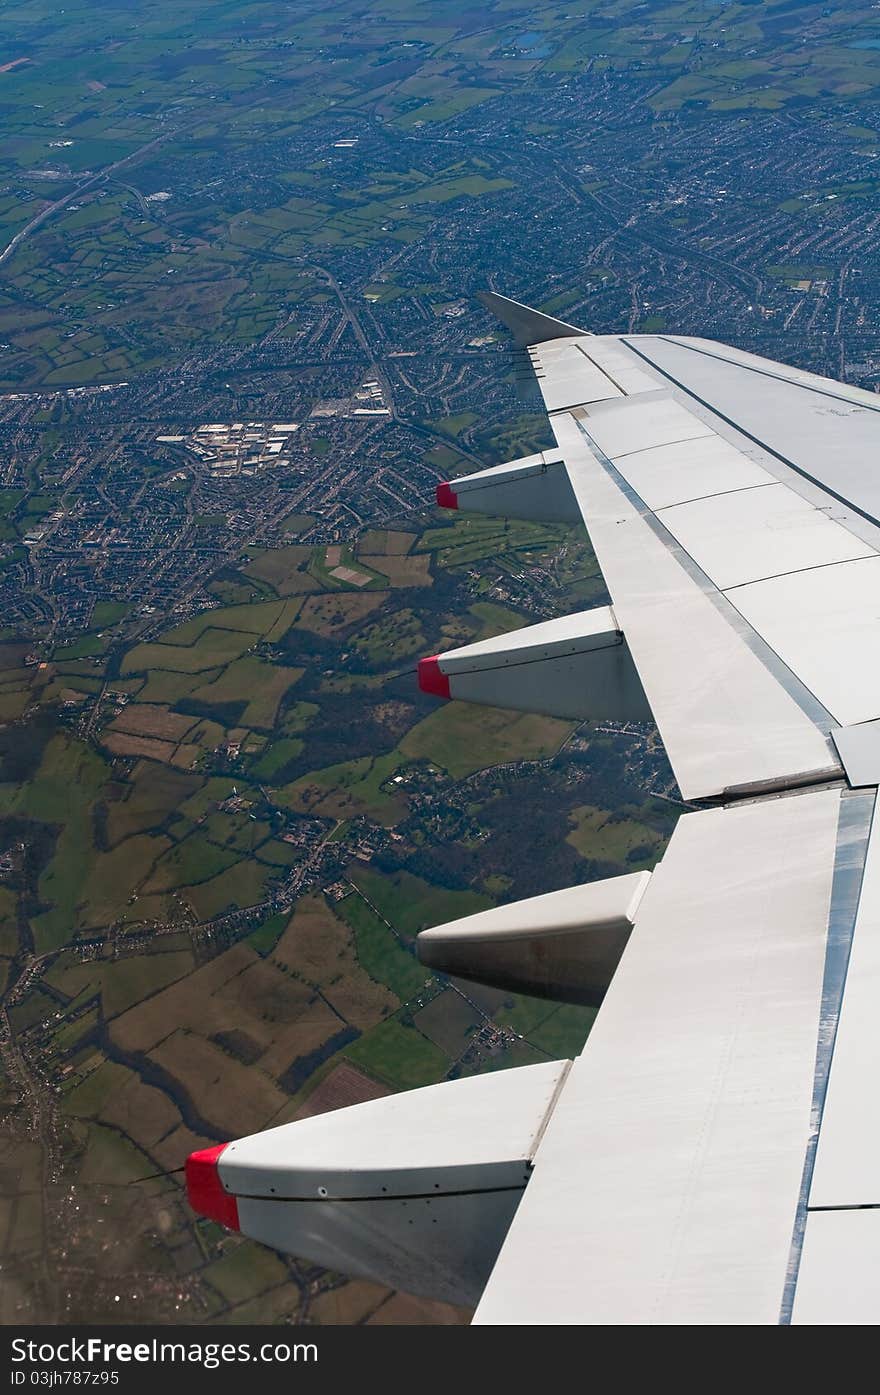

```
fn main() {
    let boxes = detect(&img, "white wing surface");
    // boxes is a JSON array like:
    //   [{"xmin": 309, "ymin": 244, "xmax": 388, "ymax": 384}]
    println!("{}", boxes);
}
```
[{"xmin": 187, "ymin": 295, "xmax": 880, "ymax": 1325}]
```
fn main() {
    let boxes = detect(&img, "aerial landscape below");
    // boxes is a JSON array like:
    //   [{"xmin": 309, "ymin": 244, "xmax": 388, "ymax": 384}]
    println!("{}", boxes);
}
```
[{"xmin": 3, "ymin": 0, "xmax": 880, "ymax": 1326}]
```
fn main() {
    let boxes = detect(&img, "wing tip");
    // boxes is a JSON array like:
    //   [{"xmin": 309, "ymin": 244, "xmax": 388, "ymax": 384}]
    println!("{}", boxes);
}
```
[{"xmin": 477, "ymin": 289, "xmax": 586, "ymax": 346}]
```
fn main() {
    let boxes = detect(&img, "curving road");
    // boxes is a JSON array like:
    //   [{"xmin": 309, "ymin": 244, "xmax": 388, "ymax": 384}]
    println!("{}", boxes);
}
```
[{"xmin": 0, "ymin": 133, "xmax": 170, "ymax": 271}]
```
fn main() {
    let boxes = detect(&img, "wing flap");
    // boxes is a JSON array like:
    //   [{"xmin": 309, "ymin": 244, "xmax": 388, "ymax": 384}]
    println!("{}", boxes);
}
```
[
  {"xmin": 727, "ymin": 557, "xmax": 880, "ymax": 727},
  {"xmin": 577, "ymin": 392, "xmax": 712, "ymax": 457},
  {"xmin": 612, "ymin": 432, "xmax": 772, "ymax": 509},
  {"xmin": 792, "ymin": 1211, "xmax": 880, "ymax": 1325},
  {"xmin": 553, "ymin": 412, "xmax": 838, "ymax": 800},
  {"xmin": 475, "ymin": 787, "xmax": 848, "ymax": 1325},
  {"xmin": 569, "ymin": 390, "xmax": 880, "ymax": 721},
  {"xmin": 628, "ymin": 333, "xmax": 880, "ymax": 528},
  {"xmin": 807, "ymin": 791, "xmax": 880, "ymax": 1209},
  {"xmin": 528, "ymin": 329, "xmax": 880, "ymax": 782},
  {"xmin": 657, "ymin": 482, "xmax": 874, "ymax": 591},
  {"xmin": 530, "ymin": 338, "xmax": 627, "ymax": 412},
  {"xmin": 529, "ymin": 334, "xmax": 661, "ymax": 401}
]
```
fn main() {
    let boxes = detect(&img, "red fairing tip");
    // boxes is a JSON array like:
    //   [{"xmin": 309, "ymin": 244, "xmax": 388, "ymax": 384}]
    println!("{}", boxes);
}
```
[
  {"xmin": 436, "ymin": 482, "xmax": 458, "ymax": 510},
  {"xmin": 418, "ymin": 656, "xmax": 451, "ymax": 699},
  {"xmin": 186, "ymin": 1144, "xmax": 240, "ymax": 1231}
]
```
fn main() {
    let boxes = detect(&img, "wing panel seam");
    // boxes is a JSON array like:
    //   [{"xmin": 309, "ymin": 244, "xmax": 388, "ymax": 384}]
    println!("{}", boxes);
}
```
[
  {"xmin": 599, "ymin": 429, "xmax": 716, "ymax": 460},
  {"xmin": 652, "ymin": 335, "xmax": 880, "ymax": 417},
  {"xmin": 574, "ymin": 343, "xmax": 630, "ymax": 396},
  {"xmin": 622, "ymin": 337, "xmax": 880, "ymax": 533},
  {"xmin": 572, "ymin": 419, "xmax": 840, "ymax": 736}
]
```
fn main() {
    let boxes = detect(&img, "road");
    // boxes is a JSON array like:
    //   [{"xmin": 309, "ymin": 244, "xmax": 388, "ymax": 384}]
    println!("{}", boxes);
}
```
[
  {"xmin": 0, "ymin": 134, "xmax": 170, "ymax": 271},
  {"xmin": 307, "ymin": 263, "xmax": 488, "ymax": 471}
]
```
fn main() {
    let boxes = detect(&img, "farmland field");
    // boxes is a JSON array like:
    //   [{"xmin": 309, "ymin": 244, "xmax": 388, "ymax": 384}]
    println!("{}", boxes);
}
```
[{"xmin": 0, "ymin": 491, "xmax": 681, "ymax": 1325}]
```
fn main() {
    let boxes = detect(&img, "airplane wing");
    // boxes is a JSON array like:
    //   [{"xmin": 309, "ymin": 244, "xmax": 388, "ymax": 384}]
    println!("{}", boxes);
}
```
[{"xmin": 187, "ymin": 294, "xmax": 880, "ymax": 1325}]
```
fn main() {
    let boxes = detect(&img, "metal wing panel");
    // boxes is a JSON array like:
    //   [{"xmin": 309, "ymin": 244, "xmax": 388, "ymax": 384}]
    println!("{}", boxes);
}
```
[
  {"xmin": 552, "ymin": 412, "xmax": 837, "ymax": 800},
  {"xmin": 471, "ymin": 316, "xmax": 880, "ymax": 1323},
  {"xmin": 627, "ymin": 333, "xmax": 880, "ymax": 528},
  {"xmin": 528, "ymin": 334, "xmax": 658, "ymax": 412},
  {"xmin": 475, "ymin": 789, "xmax": 845, "ymax": 1325},
  {"xmin": 535, "ymin": 323, "xmax": 880, "ymax": 792},
  {"xmin": 529, "ymin": 338, "xmax": 625, "ymax": 413},
  {"xmin": 807, "ymin": 794, "xmax": 880, "ymax": 1209},
  {"xmin": 577, "ymin": 393, "xmax": 713, "ymax": 457},
  {"xmin": 656, "ymin": 334, "xmax": 880, "ymax": 405},
  {"xmin": 656, "ymin": 483, "xmax": 874, "ymax": 590},
  {"xmin": 612, "ymin": 433, "xmax": 773, "ymax": 510},
  {"xmin": 561, "ymin": 334, "xmax": 668, "ymax": 396},
  {"xmin": 792, "ymin": 1211, "xmax": 880, "ymax": 1325},
  {"xmin": 727, "ymin": 556, "xmax": 880, "ymax": 727}
]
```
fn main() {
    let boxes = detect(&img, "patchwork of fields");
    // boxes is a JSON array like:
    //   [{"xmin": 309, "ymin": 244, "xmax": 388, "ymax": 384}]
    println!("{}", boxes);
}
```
[
  {"xmin": 0, "ymin": 504, "xmax": 678, "ymax": 1324},
  {"xmin": 1, "ymin": 1, "xmax": 878, "ymax": 390}
]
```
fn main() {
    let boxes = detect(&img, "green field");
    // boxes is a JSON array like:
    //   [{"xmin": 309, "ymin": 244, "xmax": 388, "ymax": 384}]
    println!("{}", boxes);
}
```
[
  {"xmin": 162, "ymin": 600, "xmax": 302, "ymax": 646},
  {"xmin": 566, "ymin": 804, "xmax": 664, "ymax": 869},
  {"xmin": 337, "ymin": 891, "xmax": 428, "ymax": 1001},
  {"xmin": 188, "ymin": 657, "xmax": 304, "ymax": 731},
  {"xmin": 400, "ymin": 703, "xmax": 574, "ymax": 779},
  {"xmin": 203, "ymin": 1243, "xmax": 288, "ymax": 1306},
  {"xmin": 344, "ymin": 1016, "xmax": 449, "ymax": 1091},
  {"xmin": 122, "ymin": 630, "xmax": 253, "ymax": 676},
  {"xmin": 184, "ymin": 858, "xmax": 277, "ymax": 921},
  {"xmin": 350, "ymin": 868, "xmax": 490, "ymax": 940},
  {"xmin": 0, "ymin": 733, "xmax": 108, "ymax": 952},
  {"xmin": 278, "ymin": 752, "xmax": 405, "ymax": 824},
  {"xmin": 248, "ymin": 738, "xmax": 305, "ymax": 780},
  {"xmin": 145, "ymin": 833, "xmax": 240, "ymax": 894}
]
